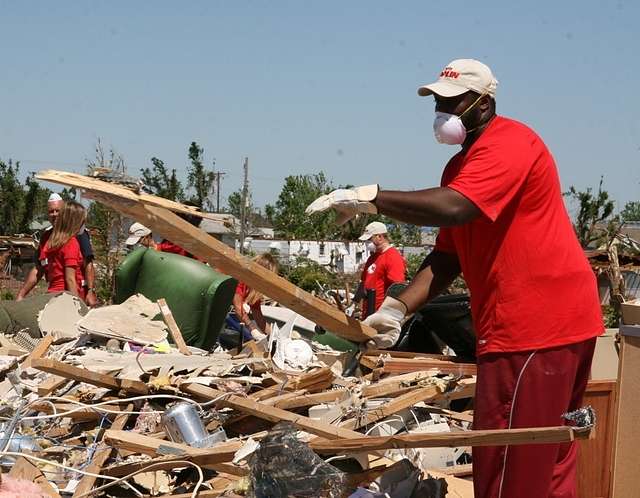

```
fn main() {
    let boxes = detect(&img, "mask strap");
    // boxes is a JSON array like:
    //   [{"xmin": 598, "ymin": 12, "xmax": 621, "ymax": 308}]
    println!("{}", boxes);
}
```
[{"xmin": 460, "ymin": 93, "xmax": 487, "ymax": 133}]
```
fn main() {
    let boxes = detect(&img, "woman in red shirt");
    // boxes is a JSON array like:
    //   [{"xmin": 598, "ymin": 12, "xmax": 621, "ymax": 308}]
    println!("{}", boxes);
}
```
[
  {"xmin": 42, "ymin": 201, "xmax": 87, "ymax": 302},
  {"xmin": 231, "ymin": 253, "xmax": 279, "ymax": 341}
]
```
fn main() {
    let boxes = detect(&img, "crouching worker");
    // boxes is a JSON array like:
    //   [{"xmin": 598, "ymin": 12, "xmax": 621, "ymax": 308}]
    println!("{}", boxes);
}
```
[
  {"xmin": 223, "ymin": 253, "xmax": 279, "ymax": 346},
  {"xmin": 42, "ymin": 201, "xmax": 88, "ymax": 302}
]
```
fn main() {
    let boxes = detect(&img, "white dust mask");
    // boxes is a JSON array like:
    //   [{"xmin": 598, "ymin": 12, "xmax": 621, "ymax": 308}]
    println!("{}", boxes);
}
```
[
  {"xmin": 366, "ymin": 241, "xmax": 376, "ymax": 252},
  {"xmin": 433, "ymin": 94, "xmax": 485, "ymax": 145}
]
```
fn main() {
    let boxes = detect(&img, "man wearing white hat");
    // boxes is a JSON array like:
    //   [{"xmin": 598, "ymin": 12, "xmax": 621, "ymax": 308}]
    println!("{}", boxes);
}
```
[
  {"xmin": 306, "ymin": 59, "xmax": 603, "ymax": 497},
  {"xmin": 17, "ymin": 193, "xmax": 97, "ymax": 306},
  {"xmin": 356, "ymin": 221, "xmax": 405, "ymax": 329},
  {"xmin": 125, "ymin": 222, "xmax": 156, "ymax": 250}
]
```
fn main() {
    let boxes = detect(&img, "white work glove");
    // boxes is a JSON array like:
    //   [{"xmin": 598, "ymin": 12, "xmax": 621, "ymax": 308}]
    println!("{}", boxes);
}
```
[
  {"xmin": 362, "ymin": 296, "xmax": 408, "ymax": 349},
  {"xmin": 248, "ymin": 320, "xmax": 266, "ymax": 341},
  {"xmin": 305, "ymin": 184, "xmax": 379, "ymax": 225}
]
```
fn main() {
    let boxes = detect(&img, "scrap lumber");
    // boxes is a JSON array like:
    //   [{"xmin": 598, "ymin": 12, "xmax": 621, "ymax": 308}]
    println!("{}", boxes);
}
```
[
  {"xmin": 361, "ymin": 355, "xmax": 477, "ymax": 376},
  {"xmin": 22, "ymin": 334, "xmax": 54, "ymax": 369},
  {"xmin": 341, "ymin": 384, "xmax": 446, "ymax": 430},
  {"xmin": 157, "ymin": 298, "xmax": 191, "ymax": 355},
  {"xmin": 181, "ymin": 382, "xmax": 366, "ymax": 440},
  {"xmin": 72, "ymin": 407, "xmax": 131, "ymax": 497},
  {"xmin": 8, "ymin": 456, "xmax": 61, "ymax": 497},
  {"xmin": 275, "ymin": 389, "xmax": 349, "ymax": 410},
  {"xmin": 102, "ymin": 430, "xmax": 243, "ymax": 470},
  {"xmin": 310, "ymin": 425, "xmax": 591, "ymax": 454},
  {"xmin": 35, "ymin": 170, "xmax": 377, "ymax": 343},
  {"xmin": 30, "ymin": 358, "xmax": 149, "ymax": 394},
  {"xmin": 37, "ymin": 375, "xmax": 68, "ymax": 396},
  {"xmin": 29, "ymin": 401, "xmax": 121, "ymax": 423}
]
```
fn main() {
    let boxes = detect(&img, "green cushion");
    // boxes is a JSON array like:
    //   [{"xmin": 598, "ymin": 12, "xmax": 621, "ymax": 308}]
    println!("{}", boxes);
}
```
[{"xmin": 115, "ymin": 248, "xmax": 237, "ymax": 350}]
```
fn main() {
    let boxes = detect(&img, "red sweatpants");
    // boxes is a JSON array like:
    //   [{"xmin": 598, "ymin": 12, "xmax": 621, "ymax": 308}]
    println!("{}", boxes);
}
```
[{"xmin": 472, "ymin": 337, "xmax": 596, "ymax": 498}]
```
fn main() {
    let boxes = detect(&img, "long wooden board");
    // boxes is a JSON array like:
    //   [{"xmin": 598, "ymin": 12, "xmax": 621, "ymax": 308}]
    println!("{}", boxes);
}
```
[
  {"xmin": 36, "ymin": 170, "xmax": 376, "ymax": 343},
  {"xmin": 309, "ymin": 426, "xmax": 591, "ymax": 454},
  {"xmin": 181, "ymin": 382, "xmax": 365, "ymax": 440},
  {"xmin": 31, "ymin": 358, "xmax": 149, "ymax": 395}
]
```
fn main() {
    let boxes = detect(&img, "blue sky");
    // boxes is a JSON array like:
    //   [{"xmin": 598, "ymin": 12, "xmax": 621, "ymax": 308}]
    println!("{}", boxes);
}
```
[{"xmin": 1, "ymin": 1, "xmax": 638, "ymax": 212}]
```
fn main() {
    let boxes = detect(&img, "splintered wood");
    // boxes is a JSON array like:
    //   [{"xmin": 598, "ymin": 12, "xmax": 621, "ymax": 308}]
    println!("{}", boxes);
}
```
[{"xmin": 35, "ymin": 169, "xmax": 377, "ymax": 343}]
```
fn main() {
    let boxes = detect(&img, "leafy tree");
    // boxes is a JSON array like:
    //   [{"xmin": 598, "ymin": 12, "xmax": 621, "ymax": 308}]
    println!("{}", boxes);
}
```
[
  {"xmin": 0, "ymin": 160, "xmax": 50, "ymax": 234},
  {"xmin": 84, "ymin": 141, "xmax": 129, "ymax": 303},
  {"xmin": 60, "ymin": 187, "xmax": 77, "ymax": 201},
  {"xmin": 272, "ymin": 172, "xmax": 339, "ymax": 239},
  {"xmin": 279, "ymin": 256, "xmax": 339, "ymax": 293},
  {"xmin": 20, "ymin": 173, "xmax": 51, "ymax": 231},
  {"xmin": 621, "ymin": 201, "xmax": 640, "ymax": 222},
  {"xmin": 0, "ymin": 160, "xmax": 26, "ymax": 234},
  {"xmin": 141, "ymin": 157, "xmax": 185, "ymax": 201},
  {"xmin": 186, "ymin": 142, "xmax": 215, "ymax": 210},
  {"xmin": 565, "ymin": 177, "xmax": 617, "ymax": 248}
]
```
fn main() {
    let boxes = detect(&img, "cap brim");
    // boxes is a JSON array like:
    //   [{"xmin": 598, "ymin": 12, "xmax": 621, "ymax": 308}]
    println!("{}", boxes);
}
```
[
  {"xmin": 358, "ymin": 232, "xmax": 372, "ymax": 241},
  {"xmin": 125, "ymin": 235, "xmax": 141, "ymax": 246},
  {"xmin": 418, "ymin": 81, "xmax": 469, "ymax": 97}
]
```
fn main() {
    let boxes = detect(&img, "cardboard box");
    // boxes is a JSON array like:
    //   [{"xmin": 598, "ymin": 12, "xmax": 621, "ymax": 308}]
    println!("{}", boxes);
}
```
[{"xmin": 621, "ymin": 299, "xmax": 640, "ymax": 326}]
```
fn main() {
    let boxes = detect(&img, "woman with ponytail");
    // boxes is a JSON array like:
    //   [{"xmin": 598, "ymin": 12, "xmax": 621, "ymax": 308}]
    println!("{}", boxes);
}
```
[{"xmin": 42, "ymin": 200, "xmax": 87, "ymax": 301}]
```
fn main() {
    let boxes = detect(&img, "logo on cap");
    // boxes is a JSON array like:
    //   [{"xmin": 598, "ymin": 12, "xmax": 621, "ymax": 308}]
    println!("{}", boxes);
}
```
[{"xmin": 440, "ymin": 67, "xmax": 460, "ymax": 79}]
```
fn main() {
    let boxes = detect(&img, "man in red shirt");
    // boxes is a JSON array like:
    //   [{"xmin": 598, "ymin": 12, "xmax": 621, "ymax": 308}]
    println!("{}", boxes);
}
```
[
  {"xmin": 357, "ymin": 221, "xmax": 406, "ymax": 326},
  {"xmin": 306, "ymin": 59, "xmax": 603, "ymax": 498}
]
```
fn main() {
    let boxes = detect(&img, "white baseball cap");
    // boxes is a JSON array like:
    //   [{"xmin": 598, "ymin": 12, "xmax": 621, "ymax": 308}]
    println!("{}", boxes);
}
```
[
  {"xmin": 125, "ymin": 222, "xmax": 152, "ymax": 246},
  {"xmin": 418, "ymin": 59, "xmax": 498, "ymax": 98},
  {"xmin": 359, "ymin": 221, "xmax": 388, "ymax": 241},
  {"xmin": 48, "ymin": 193, "xmax": 63, "ymax": 203}
]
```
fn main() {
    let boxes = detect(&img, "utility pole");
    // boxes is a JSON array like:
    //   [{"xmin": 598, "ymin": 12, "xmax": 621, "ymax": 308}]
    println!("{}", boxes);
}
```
[
  {"xmin": 213, "ymin": 171, "xmax": 226, "ymax": 212},
  {"xmin": 239, "ymin": 157, "xmax": 249, "ymax": 254}
]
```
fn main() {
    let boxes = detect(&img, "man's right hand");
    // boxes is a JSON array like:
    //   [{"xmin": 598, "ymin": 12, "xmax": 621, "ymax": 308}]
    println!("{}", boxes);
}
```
[{"xmin": 362, "ymin": 296, "xmax": 408, "ymax": 349}]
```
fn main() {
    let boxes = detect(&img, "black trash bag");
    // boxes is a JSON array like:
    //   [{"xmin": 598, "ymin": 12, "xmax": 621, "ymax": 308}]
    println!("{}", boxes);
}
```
[
  {"xmin": 411, "ymin": 476, "xmax": 448, "ymax": 498},
  {"xmin": 248, "ymin": 422, "xmax": 349, "ymax": 498}
]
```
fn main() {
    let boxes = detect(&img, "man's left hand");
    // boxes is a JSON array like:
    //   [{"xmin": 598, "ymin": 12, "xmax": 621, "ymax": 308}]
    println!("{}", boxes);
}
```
[
  {"xmin": 305, "ymin": 184, "xmax": 379, "ymax": 225},
  {"xmin": 85, "ymin": 290, "xmax": 98, "ymax": 307}
]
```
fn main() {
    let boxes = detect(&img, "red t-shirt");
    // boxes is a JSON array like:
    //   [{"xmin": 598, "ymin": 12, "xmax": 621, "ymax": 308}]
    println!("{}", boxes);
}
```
[
  {"xmin": 42, "ymin": 237, "xmax": 85, "ymax": 300},
  {"xmin": 158, "ymin": 240, "xmax": 190, "ymax": 257},
  {"xmin": 361, "ymin": 247, "xmax": 406, "ymax": 316},
  {"xmin": 235, "ymin": 281, "xmax": 262, "ymax": 316},
  {"xmin": 435, "ymin": 116, "xmax": 603, "ymax": 356}
]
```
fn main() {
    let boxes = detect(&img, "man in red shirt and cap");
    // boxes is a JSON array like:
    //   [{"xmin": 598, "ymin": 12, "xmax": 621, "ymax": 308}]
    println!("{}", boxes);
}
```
[
  {"xmin": 356, "ymin": 221, "xmax": 406, "ymax": 332},
  {"xmin": 306, "ymin": 59, "xmax": 603, "ymax": 498}
]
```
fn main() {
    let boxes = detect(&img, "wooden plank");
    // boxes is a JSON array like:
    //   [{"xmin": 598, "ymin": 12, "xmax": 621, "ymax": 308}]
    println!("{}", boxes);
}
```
[
  {"xmin": 37, "ymin": 375, "xmax": 69, "ymax": 396},
  {"xmin": 577, "ymin": 379, "xmax": 617, "ymax": 498},
  {"xmin": 433, "ymin": 463, "xmax": 473, "ymax": 477},
  {"xmin": 35, "ymin": 170, "xmax": 376, "ymax": 343},
  {"xmin": 157, "ymin": 298, "xmax": 191, "ymax": 355},
  {"xmin": 29, "ymin": 401, "xmax": 121, "ymax": 422},
  {"xmin": 310, "ymin": 425, "xmax": 590, "ymax": 454},
  {"xmin": 34, "ymin": 169, "xmax": 227, "ymax": 221},
  {"xmin": 275, "ymin": 389, "xmax": 349, "ymax": 410},
  {"xmin": 612, "ymin": 328, "xmax": 640, "ymax": 498},
  {"xmin": 31, "ymin": 358, "xmax": 149, "ymax": 395},
  {"xmin": 22, "ymin": 334, "xmax": 54, "ymax": 369},
  {"xmin": 181, "ymin": 382, "xmax": 365, "ymax": 440},
  {"xmin": 8, "ymin": 456, "xmax": 61, "ymax": 497},
  {"xmin": 367, "ymin": 356, "xmax": 477, "ymax": 376},
  {"xmin": 341, "ymin": 384, "xmax": 445, "ymax": 430},
  {"xmin": 72, "ymin": 406, "xmax": 131, "ymax": 497},
  {"xmin": 102, "ymin": 430, "xmax": 244, "ymax": 472}
]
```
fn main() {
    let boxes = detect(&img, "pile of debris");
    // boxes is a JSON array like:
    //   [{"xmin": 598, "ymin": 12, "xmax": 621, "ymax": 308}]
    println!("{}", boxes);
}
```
[{"xmin": 0, "ymin": 294, "xmax": 484, "ymax": 497}]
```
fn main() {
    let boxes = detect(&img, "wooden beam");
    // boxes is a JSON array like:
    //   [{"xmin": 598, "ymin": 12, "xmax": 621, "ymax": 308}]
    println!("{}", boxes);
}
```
[
  {"xmin": 37, "ymin": 375, "xmax": 68, "ymax": 396},
  {"xmin": 275, "ymin": 390, "xmax": 349, "ymax": 410},
  {"xmin": 30, "ymin": 358, "xmax": 149, "ymax": 395},
  {"xmin": 102, "ymin": 430, "xmax": 244, "ymax": 472},
  {"xmin": 362, "ymin": 356, "xmax": 477, "ymax": 376},
  {"xmin": 157, "ymin": 298, "xmax": 191, "ymax": 355},
  {"xmin": 29, "ymin": 401, "xmax": 121, "ymax": 422},
  {"xmin": 72, "ymin": 407, "xmax": 131, "ymax": 497},
  {"xmin": 22, "ymin": 334, "xmax": 54, "ymax": 369},
  {"xmin": 8, "ymin": 456, "xmax": 61, "ymax": 497},
  {"xmin": 35, "ymin": 170, "xmax": 376, "ymax": 343},
  {"xmin": 310, "ymin": 426, "xmax": 591, "ymax": 454},
  {"xmin": 181, "ymin": 382, "xmax": 365, "ymax": 440}
]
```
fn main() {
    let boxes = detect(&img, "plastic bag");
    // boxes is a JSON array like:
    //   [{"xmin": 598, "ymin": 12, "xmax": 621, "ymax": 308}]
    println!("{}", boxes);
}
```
[{"xmin": 248, "ymin": 422, "xmax": 349, "ymax": 498}]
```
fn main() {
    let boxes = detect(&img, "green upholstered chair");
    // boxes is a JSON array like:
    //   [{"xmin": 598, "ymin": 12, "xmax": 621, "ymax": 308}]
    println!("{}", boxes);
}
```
[{"xmin": 114, "ymin": 247, "xmax": 237, "ymax": 350}]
